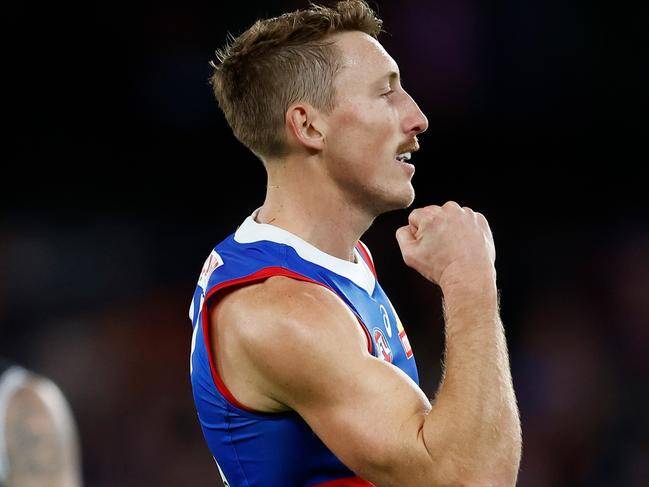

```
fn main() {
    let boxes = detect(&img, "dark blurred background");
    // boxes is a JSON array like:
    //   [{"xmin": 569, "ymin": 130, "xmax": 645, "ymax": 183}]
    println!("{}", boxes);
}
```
[{"xmin": 2, "ymin": 0, "xmax": 647, "ymax": 485}]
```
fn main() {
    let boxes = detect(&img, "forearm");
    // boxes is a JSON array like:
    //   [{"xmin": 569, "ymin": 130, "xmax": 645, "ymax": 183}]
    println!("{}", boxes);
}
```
[{"xmin": 422, "ymin": 279, "xmax": 522, "ymax": 485}]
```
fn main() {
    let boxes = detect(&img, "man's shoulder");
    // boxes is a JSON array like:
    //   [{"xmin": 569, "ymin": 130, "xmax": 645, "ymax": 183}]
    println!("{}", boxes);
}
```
[
  {"xmin": 213, "ymin": 276, "xmax": 345, "ymax": 328},
  {"xmin": 211, "ymin": 275, "xmax": 367, "ymax": 354}
]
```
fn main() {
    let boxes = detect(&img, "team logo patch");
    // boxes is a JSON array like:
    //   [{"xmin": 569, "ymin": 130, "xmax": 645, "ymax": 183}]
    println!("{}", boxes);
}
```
[
  {"xmin": 373, "ymin": 328, "xmax": 393, "ymax": 363},
  {"xmin": 198, "ymin": 250, "xmax": 224, "ymax": 289}
]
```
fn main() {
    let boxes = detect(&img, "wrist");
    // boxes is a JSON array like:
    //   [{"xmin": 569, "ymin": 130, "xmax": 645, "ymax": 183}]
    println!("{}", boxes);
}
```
[
  {"xmin": 439, "ymin": 267, "xmax": 498, "ymax": 311},
  {"xmin": 439, "ymin": 264, "xmax": 497, "ymax": 296}
]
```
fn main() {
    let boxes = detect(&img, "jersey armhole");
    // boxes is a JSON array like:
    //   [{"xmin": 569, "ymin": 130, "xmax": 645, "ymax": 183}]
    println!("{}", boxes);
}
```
[{"xmin": 201, "ymin": 267, "xmax": 374, "ymax": 414}]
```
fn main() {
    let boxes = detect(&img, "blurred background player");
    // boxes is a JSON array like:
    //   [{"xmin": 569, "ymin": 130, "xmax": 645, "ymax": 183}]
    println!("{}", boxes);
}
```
[{"xmin": 0, "ymin": 357, "xmax": 82, "ymax": 487}]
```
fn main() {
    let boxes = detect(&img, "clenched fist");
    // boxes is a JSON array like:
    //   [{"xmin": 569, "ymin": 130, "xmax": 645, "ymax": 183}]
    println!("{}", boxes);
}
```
[{"xmin": 395, "ymin": 201, "xmax": 496, "ymax": 291}]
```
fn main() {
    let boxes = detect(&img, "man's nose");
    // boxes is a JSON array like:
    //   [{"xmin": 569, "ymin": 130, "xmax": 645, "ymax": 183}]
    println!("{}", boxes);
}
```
[{"xmin": 403, "ymin": 95, "xmax": 429, "ymax": 135}]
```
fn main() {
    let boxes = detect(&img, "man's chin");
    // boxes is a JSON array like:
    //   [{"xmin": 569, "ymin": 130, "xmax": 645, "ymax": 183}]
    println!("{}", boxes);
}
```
[
  {"xmin": 397, "ymin": 186, "xmax": 416, "ymax": 209},
  {"xmin": 404, "ymin": 188, "xmax": 416, "ymax": 208},
  {"xmin": 376, "ymin": 189, "xmax": 416, "ymax": 214}
]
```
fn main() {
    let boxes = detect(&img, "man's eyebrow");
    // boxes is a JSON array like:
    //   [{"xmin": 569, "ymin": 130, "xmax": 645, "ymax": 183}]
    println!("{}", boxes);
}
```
[{"xmin": 376, "ymin": 71, "xmax": 400, "ymax": 85}]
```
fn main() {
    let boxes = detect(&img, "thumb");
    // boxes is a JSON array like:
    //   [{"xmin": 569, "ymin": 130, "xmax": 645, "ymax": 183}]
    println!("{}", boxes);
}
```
[{"xmin": 395, "ymin": 224, "xmax": 416, "ymax": 249}]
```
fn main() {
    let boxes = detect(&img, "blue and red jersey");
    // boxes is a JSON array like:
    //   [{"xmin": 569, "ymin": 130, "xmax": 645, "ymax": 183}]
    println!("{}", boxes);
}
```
[{"xmin": 189, "ymin": 208, "xmax": 419, "ymax": 487}]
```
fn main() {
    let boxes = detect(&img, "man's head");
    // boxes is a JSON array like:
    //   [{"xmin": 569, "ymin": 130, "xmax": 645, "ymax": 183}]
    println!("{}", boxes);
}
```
[
  {"xmin": 210, "ymin": 0, "xmax": 382, "ymax": 160},
  {"xmin": 211, "ymin": 0, "xmax": 428, "ymax": 213}
]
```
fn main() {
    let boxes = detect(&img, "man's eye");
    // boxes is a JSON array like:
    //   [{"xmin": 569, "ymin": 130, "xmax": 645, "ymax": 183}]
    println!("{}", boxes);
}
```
[{"xmin": 381, "ymin": 90, "xmax": 395, "ymax": 98}]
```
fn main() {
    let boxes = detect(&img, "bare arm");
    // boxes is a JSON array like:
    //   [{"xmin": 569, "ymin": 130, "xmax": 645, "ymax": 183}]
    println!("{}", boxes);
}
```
[
  {"xmin": 396, "ymin": 202, "xmax": 522, "ymax": 484},
  {"xmin": 5, "ymin": 376, "xmax": 82, "ymax": 487},
  {"xmin": 216, "ymin": 202, "xmax": 520, "ymax": 486},
  {"xmin": 419, "ymin": 284, "xmax": 520, "ymax": 484}
]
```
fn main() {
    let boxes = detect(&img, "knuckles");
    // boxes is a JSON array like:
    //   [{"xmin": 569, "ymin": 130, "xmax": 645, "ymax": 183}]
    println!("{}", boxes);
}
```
[
  {"xmin": 408, "ymin": 202, "xmax": 490, "ymax": 231},
  {"xmin": 443, "ymin": 201, "xmax": 462, "ymax": 210}
]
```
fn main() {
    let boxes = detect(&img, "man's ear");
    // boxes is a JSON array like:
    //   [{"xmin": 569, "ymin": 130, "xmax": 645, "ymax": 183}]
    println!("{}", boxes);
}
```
[{"xmin": 286, "ymin": 103, "xmax": 326, "ymax": 153}]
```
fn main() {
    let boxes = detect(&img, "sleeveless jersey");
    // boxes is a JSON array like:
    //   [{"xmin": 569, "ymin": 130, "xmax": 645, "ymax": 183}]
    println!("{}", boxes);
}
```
[{"xmin": 189, "ymin": 208, "xmax": 419, "ymax": 487}]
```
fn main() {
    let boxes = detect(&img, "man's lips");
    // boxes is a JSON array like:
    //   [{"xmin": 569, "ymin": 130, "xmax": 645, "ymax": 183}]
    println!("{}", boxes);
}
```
[{"xmin": 396, "ymin": 139, "xmax": 420, "ymax": 156}]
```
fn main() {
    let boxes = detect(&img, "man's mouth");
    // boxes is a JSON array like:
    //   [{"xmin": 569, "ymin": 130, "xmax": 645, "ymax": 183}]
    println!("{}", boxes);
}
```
[
  {"xmin": 395, "ymin": 152, "xmax": 412, "ymax": 162},
  {"xmin": 395, "ymin": 138, "xmax": 420, "ymax": 163}
]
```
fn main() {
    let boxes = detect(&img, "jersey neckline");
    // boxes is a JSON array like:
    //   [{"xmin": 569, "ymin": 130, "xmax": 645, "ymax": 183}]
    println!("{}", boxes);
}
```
[{"xmin": 234, "ymin": 207, "xmax": 376, "ymax": 295}]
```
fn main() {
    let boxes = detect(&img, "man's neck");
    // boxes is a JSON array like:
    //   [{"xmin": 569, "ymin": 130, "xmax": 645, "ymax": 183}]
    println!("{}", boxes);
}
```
[{"xmin": 255, "ymin": 165, "xmax": 374, "ymax": 263}]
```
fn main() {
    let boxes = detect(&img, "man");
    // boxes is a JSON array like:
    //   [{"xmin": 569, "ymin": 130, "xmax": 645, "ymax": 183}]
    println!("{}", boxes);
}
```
[
  {"xmin": 0, "ymin": 358, "xmax": 82, "ymax": 487},
  {"xmin": 189, "ymin": 1, "xmax": 522, "ymax": 486}
]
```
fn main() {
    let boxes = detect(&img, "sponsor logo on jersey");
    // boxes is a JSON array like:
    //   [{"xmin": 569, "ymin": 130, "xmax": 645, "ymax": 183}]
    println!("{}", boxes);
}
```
[
  {"xmin": 373, "ymin": 327, "xmax": 393, "ymax": 363},
  {"xmin": 379, "ymin": 304, "xmax": 392, "ymax": 338},
  {"xmin": 388, "ymin": 300, "xmax": 414, "ymax": 359},
  {"xmin": 398, "ymin": 329, "xmax": 413, "ymax": 359},
  {"xmin": 198, "ymin": 250, "xmax": 224, "ymax": 289}
]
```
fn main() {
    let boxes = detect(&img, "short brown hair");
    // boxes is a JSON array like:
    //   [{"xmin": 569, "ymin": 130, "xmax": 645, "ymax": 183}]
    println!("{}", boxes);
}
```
[{"xmin": 209, "ymin": 0, "xmax": 383, "ymax": 160}]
